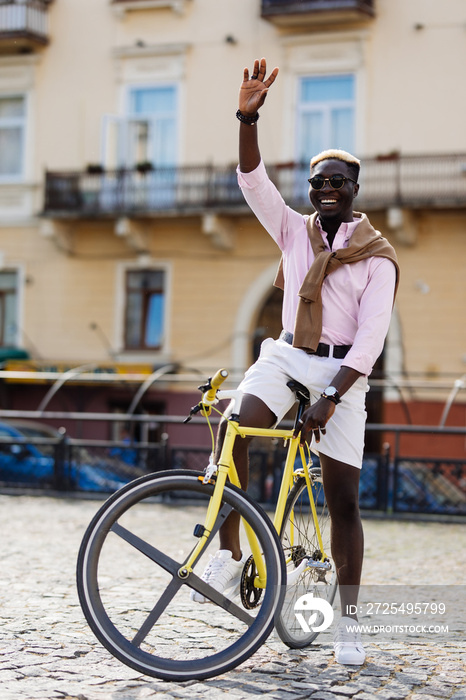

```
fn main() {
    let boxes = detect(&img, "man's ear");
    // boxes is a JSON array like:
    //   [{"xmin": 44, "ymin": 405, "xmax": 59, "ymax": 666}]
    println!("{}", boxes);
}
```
[{"xmin": 353, "ymin": 183, "xmax": 359, "ymax": 198}]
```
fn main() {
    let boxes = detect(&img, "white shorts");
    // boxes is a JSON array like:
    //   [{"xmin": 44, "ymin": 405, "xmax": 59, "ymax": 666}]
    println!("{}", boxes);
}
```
[{"xmin": 238, "ymin": 337, "xmax": 369, "ymax": 469}]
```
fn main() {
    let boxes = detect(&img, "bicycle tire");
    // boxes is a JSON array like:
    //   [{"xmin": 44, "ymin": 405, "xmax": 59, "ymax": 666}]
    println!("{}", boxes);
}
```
[
  {"xmin": 77, "ymin": 470, "xmax": 285, "ymax": 681},
  {"xmin": 275, "ymin": 472, "xmax": 337, "ymax": 648}
]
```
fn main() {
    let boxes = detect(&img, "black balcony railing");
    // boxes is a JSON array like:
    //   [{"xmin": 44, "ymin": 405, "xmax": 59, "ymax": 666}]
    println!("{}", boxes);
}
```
[
  {"xmin": 0, "ymin": 0, "xmax": 51, "ymax": 49},
  {"xmin": 261, "ymin": 0, "xmax": 375, "ymax": 25},
  {"xmin": 42, "ymin": 154, "xmax": 466, "ymax": 218},
  {"xmin": 43, "ymin": 165, "xmax": 244, "ymax": 217}
]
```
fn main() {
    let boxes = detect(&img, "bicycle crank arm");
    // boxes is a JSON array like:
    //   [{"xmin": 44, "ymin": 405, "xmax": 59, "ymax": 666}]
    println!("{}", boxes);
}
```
[{"xmin": 287, "ymin": 558, "xmax": 309, "ymax": 585}]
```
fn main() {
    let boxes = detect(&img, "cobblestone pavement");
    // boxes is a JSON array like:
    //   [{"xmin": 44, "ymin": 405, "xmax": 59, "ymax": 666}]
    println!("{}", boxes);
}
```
[{"xmin": 1, "ymin": 493, "xmax": 465, "ymax": 700}]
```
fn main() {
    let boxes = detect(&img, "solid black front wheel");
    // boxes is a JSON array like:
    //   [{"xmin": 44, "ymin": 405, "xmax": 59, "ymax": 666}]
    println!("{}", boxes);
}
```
[{"xmin": 77, "ymin": 470, "xmax": 285, "ymax": 680}]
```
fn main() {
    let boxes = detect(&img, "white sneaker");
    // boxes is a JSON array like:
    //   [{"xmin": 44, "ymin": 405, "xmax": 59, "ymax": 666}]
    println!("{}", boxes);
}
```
[
  {"xmin": 333, "ymin": 616, "xmax": 366, "ymax": 665},
  {"xmin": 190, "ymin": 550, "xmax": 246, "ymax": 604}
]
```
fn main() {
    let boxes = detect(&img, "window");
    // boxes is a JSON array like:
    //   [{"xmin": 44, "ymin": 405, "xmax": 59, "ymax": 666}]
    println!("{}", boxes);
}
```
[
  {"xmin": 124, "ymin": 269, "xmax": 165, "ymax": 350},
  {"xmin": 0, "ymin": 271, "xmax": 19, "ymax": 346},
  {"xmin": 128, "ymin": 85, "xmax": 178, "ymax": 167},
  {"xmin": 0, "ymin": 95, "xmax": 26, "ymax": 180},
  {"xmin": 103, "ymin": 85, "xmax": 178, "ymax": 169},
  {"xmin": 297, "ymin": 74, "xmax": 355, "ymax": 160},
  {"xmin": 101, "ymin": 85, "xmax": 178, "ymax": 209}
]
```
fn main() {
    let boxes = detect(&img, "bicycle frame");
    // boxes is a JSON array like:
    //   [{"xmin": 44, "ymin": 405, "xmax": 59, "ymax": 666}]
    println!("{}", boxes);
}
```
[{"xmin": 180, "ymin": 379, "xmax": 330, "ymax": 590}]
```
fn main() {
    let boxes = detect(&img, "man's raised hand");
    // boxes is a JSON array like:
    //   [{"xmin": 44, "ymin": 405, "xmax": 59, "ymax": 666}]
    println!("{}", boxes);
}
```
[{"xmin": 239, "ymin": 58, "xmax": 279, "ymax": 117}]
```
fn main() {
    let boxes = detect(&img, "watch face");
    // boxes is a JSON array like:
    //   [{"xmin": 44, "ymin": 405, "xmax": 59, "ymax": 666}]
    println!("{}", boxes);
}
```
[{"xmin": 325, "ymin": 386, "xmax": 338, "ymax": 397}]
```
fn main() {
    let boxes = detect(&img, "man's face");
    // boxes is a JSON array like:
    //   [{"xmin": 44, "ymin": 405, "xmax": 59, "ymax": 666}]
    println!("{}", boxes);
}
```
[{"xmin": 308, "ymin": 158, "xmax": 359, "ymax": 223}]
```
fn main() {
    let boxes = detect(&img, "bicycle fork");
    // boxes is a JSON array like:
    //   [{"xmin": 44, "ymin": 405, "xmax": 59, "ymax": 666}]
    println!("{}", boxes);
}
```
[{"xmin": 177, "ymin": 418, "xmax": 268, "ymax": 589}]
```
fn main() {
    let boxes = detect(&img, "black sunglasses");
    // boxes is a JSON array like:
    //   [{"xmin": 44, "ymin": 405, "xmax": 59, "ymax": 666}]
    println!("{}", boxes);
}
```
[{"xmin": 308, "ymin": 175, "xmax": 357, "ymax": 190}]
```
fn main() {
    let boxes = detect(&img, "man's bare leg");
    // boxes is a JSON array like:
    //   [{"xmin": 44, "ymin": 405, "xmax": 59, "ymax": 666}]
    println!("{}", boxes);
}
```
[
  {"xmin": 215, "ymin": 393, "xmax": 276, "ymax": 561},
  {"xmin": 320, "ymin": 454, "xmax": 363, "ymax": 619}
]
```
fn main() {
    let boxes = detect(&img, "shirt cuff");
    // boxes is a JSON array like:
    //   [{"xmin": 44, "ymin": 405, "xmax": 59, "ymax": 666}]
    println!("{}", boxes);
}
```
[
  {"xmin": 342, "ymin": 350, "xmax": 375, "ymax": 377},
  {"xmin": 236, "ymin": 159, "xmax": 267, "ymax": 189}
]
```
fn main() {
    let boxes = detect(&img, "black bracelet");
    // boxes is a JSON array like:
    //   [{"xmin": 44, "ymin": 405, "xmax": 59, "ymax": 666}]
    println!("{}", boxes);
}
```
[{"xmin": 236, "ymin": 109, "xmax": 260, "ymax": 125}]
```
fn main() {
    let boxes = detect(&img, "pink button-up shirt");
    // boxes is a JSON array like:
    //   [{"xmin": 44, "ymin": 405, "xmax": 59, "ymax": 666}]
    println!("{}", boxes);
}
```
[{"xmin": 237, "ymin": 160, "xmax": 397, "ymax": 376}]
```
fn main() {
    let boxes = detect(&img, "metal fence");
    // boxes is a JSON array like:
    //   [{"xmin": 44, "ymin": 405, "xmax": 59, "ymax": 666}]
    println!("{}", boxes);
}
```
[
  {"xmin": 0, "ymin": 434, "xmax": 167, "ymax": 493},
  {"xmin": 0, "ymin": 419, "xmax": 464, "ymax": 517},
  {"xmin": 393, "ymin": 458, "xmax": 466, "ymax": 516}
]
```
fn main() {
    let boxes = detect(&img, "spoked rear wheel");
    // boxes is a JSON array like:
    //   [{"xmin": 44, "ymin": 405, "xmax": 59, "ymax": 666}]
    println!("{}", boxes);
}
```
[
  {"xmin": 275, "ymin": 472, "xmax": 337, "ymax": 648},
  {"xmin": 77, "ymin": 470, "xmax": 285, "ymax": 680}
]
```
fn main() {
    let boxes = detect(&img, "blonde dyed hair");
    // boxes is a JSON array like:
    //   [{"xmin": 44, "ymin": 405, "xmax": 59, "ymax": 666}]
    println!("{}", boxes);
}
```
[{"xmin": 310, "ymin": 149, "xmax": 361, "ymax": 180}]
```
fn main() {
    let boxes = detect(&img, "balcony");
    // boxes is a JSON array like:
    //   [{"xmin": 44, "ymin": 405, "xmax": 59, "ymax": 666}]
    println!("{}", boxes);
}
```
[
  {"xmin": 42, "ymin": 154, "xmax": 466, "ymax": 219},
  {"xmin": 111, "ymin": 0, "xmax": 188, "ymax": 16},
  {"xmin": 261, "ymin": 0, "xmax": 375, "ymax": 27},
  {"xmin": 0, "ymin": 0, "xmax": 52, "ymax": 54}
]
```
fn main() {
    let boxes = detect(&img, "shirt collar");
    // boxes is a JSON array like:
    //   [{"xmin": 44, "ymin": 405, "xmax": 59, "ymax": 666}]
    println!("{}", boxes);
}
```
[{"xmin": 316, "ymin": 216, "xmax": 361, "ymax": 248}]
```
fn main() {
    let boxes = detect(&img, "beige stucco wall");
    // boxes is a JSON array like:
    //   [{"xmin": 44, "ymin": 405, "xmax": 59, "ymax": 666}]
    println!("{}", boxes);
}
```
[
  {"xmin": 26, "ymin": 0, "xmax": 466, "ymax": 176},
  {"xmin": 368, "ymin": 210, "xmax": 466, "ymax": 381},
  {"xmin": 4, "ymin": 206, "xmax": 466, "ymax": 388},
  {"xmin": 1, "ymin": 216, "xmax": 281, "ymax": 371},
  {"xmin": 0, "ymin": 0, "xmax": 465, "ymax": 405},
  {"xmin": 392, "ymin": 213, "xmax": 466, "ymax": 379}
]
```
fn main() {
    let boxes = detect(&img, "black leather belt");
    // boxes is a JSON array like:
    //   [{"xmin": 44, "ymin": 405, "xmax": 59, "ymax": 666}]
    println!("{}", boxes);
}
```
[{"xmin": 279, "ymin": 330, "xmax": 351, "ymax": 359}]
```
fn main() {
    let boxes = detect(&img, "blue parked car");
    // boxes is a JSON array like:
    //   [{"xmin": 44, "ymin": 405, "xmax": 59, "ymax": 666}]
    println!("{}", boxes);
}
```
[{"xmin": 0, "ymin": 420, "xmax": 134, "ymax": 492}]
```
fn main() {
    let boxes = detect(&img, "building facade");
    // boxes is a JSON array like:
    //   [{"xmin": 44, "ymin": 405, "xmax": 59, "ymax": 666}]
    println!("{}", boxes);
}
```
[{"xmin": 0, "ymin": 0, "xmax": 465, "ymax": 456}]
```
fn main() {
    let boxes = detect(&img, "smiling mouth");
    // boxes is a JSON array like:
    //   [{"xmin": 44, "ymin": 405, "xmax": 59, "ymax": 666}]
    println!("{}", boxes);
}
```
[{"xmin": 320, "ymin": 199, "xmax": 338, "ymax": 205}]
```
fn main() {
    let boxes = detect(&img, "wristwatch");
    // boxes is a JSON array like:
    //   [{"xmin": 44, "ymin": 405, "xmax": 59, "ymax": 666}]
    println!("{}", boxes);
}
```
[{"xmin": 321, "ymin": 386, "xmax": 341, "ymax": 405}]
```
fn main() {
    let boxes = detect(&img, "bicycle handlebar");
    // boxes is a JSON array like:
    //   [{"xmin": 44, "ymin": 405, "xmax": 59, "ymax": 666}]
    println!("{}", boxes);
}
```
[
  {"xmin": 183, "ymin": 369, "xmax": 230, "ymax": 422},
  {"xmin": 203, "ymin": 369, "xmax": 229, "ymax": 403}
]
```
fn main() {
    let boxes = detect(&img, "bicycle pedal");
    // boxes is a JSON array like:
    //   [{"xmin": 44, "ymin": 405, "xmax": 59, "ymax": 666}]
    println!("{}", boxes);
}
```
[{"xmin": 307, "ymin": 559, "xmax": 332, "ymax": 571}]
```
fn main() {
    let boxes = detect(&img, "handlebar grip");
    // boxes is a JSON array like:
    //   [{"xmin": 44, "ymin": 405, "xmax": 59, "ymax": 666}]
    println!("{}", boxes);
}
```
[{"xmin": 204, "ymin": 369, "xmax": 229, "ymax": 403}]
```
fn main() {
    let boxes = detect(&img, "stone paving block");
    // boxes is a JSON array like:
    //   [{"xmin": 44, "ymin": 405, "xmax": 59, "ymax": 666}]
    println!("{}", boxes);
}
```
[
  {"xmin": 415, "ymin": 684, "xmax": 458, "ymax": 698},
  {"xmin": 286, "ymin": 669, "xmax": 322, "ymax": 681},
  {"xmin": 330, "ymin": 684, "xmax": 364, "ymax": 696},
  {"xmin": 251, "ymin": 661, "xmax": 286, "ymax": 674},
  {"xmin": 409, "ymin": 696, "xmax": 452, "ymax": 700},
  {"xmin": 359, "ymin": 663, "xmax": 392, "ymax": 677},
  {"xmin": 376, "ymin": 682, "xmax": 412, "ymax": 699},
  {"xmin": 270, "ymin": 691, "xmax": 306, "ymax": 700},
  {"xmin": 395, "ymin": 670, "xmax": 429, "ymax": 685},
  {"xmin": 450, "ymin": 692, "xmax": 466, "ymax": 700},
  {"xmin": 314, "ymin": 669, "xmax": 351, "ymax": 684},
  {"xmin": 0, "ymin": 670, "xmax": 23, "ymax": 681},
  {"xmin": 353, "ymin": 676, "xmax": 384, "ymax": 689},
  {"xmin": 289, "ymin": 680, "xmax": 322, "ymax": 691},
  {"xmin": 443, "ymin": 677, "xmax": 466, "ymax": 687},
  {"xmin": 220, "ymin": 680, "xmax": 273, "ymax": 695},
  {"xmin": 293, "ymin": 659, "xmax": 330, "ymax": 675}
]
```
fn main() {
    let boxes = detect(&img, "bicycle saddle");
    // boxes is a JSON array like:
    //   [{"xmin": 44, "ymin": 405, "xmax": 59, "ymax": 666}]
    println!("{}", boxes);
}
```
[{"xmin": 286, "ymin": 379, "xmax": 310, "ymax": 405}]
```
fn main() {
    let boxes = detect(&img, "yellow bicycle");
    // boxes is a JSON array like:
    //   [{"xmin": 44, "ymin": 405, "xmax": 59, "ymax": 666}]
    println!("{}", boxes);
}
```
[{"xmin": 77, "ymin": 369, "xmax": 336, "ymax": 680}]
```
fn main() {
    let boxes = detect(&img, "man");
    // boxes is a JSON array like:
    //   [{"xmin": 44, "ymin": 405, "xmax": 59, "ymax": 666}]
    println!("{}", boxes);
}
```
[{"xmin": 192, "ymin": 58, "xmax": 399, "ymax": 666}]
